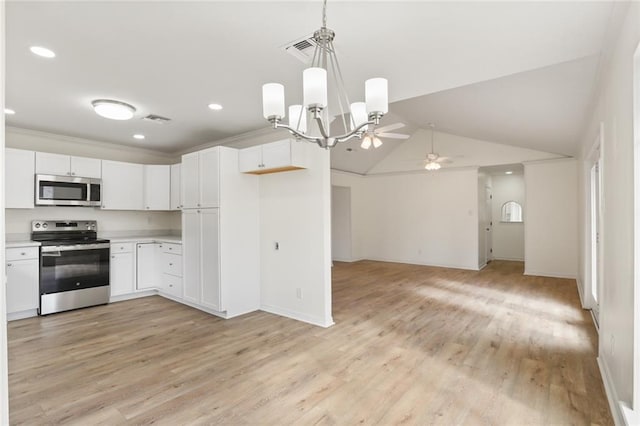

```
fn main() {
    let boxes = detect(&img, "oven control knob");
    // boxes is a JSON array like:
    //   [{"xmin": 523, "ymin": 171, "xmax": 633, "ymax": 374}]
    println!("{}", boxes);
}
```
[
  {"xmin": 42, "ymin": 223, "xmax": 48, "ymax": 229},
  {"xmin": 34, "ymin": 223, "xmax": 41, "ymax": 229}
]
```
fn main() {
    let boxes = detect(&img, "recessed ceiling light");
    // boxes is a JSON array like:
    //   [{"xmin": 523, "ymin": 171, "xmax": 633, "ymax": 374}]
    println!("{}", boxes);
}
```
[
  {"xmin": 505, "ymin": 171, "xmax": 513, "ymax": 175},
  {"xmin": 30, "ymin": 46, "xmax": 56, "ymax": 58},
  {"xmin": 133, "ymin": 134, "xmax": 145, "ymax": 140},
  {"xmin": 4, "ymin": 108, "xmax": 15, "ymax": 115},
  {"xmin": 208, "ymin": 103, "xmax": 223, "ymax": 111},
  {"xmin": 91, "ymin": 99, "xmax": 136, "ymax": 120}
]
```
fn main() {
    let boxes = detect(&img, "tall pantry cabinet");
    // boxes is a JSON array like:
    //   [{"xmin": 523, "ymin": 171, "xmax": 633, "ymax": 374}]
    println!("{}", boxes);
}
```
[{"xmin": 181, "ymin": 146, "xmax": 260, "ymax": 318}]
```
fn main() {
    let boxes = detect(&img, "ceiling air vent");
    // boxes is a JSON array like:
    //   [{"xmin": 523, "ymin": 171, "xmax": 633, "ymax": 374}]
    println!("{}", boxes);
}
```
[
  {"xmin": 143, "ymin": 114, "xmax": 171, "ymax": 124},
  {"xmin": 281, "ymin": 34, "xmax": 317, "ymax": 64}
]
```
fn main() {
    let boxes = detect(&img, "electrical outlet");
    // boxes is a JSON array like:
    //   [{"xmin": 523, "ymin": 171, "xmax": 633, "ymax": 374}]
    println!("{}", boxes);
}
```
[
  {"xmin": 296, "ymin": 288, "xmax": 303, "ymax": 299},
  {"xmin": 275, "ymin": 242, "xmax": 279, "ymax": 250}
]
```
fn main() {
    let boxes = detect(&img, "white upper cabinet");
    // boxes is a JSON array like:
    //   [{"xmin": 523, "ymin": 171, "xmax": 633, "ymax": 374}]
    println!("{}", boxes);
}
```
[
  {"xmin": 5, "ymin": 148, "xmax": 35, "ymax": 209},
  {"xmin": 170, "ymin": 163, "xmax": 181, "ymax": 211},
  {"xmin": 101, "ymin": 160, "xmax": 144, "ymax": 210},
  {"xmin": 181, "ymin": 148, "xmax": 219, "ymax": 209},
  {"xmin": 143, "ymin": 165, "xmax": 170, "ymax": 210},
  {"xmin": 35, "ymin": 152, "xmax": 101, "ymax": 178},
  {"xmin": 238, "ymin": 139, "xmax": 309, "ymax": 174}
]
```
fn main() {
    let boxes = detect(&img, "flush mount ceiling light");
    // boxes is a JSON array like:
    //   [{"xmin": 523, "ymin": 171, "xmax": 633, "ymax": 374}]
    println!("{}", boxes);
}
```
[
  {"xmin": 133, "ymin": 134, "xmax": 145, "ymax": 140},
  {"xmin": 261, "ymin": 0, "xmax": 388, "ymax": 149},
  {"xmin": 4, "ymin": 108, "xmax": 15, "ymax": 115},
  {"xmin": 208, "ymin": 103, "xmax": 223, "ymax": 111},
  {"xmin": 91, "ymin": 99, "xmax": 136, "ymax": 120},
  {"xmin": 505, "ymin": 171, "xmax": 513, "ymax": 175},
  {"xmin": 30, "ymin": 46, "xmax": 56, "ymax": 58}
]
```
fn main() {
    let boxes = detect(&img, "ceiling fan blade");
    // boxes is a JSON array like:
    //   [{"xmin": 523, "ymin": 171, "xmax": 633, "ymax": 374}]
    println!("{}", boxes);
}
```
[
  {"xmin": 436, "ymin": 157, "xmax": 453, "ymax": 164},
  {"xmin": 376, "ymin": 132, "xmax": 410, "ymax": 139},
  {"xmin": 375, "ymin": 122, "xmax": 405, "ymax": 133}
]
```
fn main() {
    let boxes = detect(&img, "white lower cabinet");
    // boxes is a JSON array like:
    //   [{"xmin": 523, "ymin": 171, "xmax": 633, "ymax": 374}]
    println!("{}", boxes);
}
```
[
  {"xmin": 6, "ymin": 247, "xmax": 39, "ymax": 316},
  {"xmin": 160, "ymin": 243, "xmax": 183, "ymax": 298},
  {"xmin": 136, "ymin": 243, "xmax": 161, "ymax": 290},
  {"xmin": 183, "ymin": 209, "xmax": 221, "ymax": 311},
  {"xmin": 110, "ymin": 244, "xmax": 135, "ymax": 297}
]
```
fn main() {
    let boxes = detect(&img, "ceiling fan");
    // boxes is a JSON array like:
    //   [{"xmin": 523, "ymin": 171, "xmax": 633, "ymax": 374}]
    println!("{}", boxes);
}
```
[
  {"xmin": 360, "ymin": 122, "xmax": 410, "ymax": 149},
  {"xmin": 422, "ymin": 123, "xmax": 454, "ymax": 170}
]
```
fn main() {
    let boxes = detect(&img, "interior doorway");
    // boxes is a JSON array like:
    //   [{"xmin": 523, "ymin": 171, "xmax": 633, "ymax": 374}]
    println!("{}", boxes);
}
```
[
  {"xmin": 589, "ymin": 143, "xmax": 602, "ymax": 324},
  {"xmin": 331, "ymin": 186, "xmax": 352, "ymax": 262}
]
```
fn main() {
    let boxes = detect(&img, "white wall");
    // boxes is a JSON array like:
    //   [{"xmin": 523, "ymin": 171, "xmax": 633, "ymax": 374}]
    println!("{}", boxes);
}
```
[
  {"xmin": 478, "ymin": 173, "xmax": 491, "ymax": 268},
  {"xmin": 260, "ymin": 145, "xmax": 333, "ymax": 327},
  {"xmin": 1, "ymin": 1, "xmax": 9, "ymax": 421},
  {"xmin": 524, "ymin": 159, "xmax": 578, "ymax": 279},
  {"xmin": 491, "ymin": 173, "xmax": 525, "ymax": 261},
  {"xmin": 331, "ymin": 186, "xmax": 352, "ymax": 262},
  {"xmin": 576, "ymin": 2, "xmax": 639, "ymax": 421},
  {"xmin": 330, "ymin": 171, "xmax": 368, "ymax": 261}
]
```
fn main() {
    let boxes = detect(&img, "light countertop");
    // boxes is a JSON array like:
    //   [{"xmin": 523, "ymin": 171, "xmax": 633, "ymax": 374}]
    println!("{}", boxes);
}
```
[
  {"xmin": 6, "ymin": 240, "xmax": 41, "ymax": 248},
  {"xmin": 106, "ymin": 235, "xmax": 182, "ymax": 244}
]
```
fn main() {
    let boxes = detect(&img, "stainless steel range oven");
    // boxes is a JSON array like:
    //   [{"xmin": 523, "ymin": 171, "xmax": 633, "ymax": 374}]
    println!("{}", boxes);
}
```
[{"xmin": 32, "ymin": 220, "xmax": 110, "ymax": 315}]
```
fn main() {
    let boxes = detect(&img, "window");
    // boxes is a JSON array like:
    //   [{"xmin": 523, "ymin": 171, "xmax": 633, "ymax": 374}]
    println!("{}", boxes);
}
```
[{"xmin": 501, "ymin": 201, "xmax": 523, "ymax": 223}]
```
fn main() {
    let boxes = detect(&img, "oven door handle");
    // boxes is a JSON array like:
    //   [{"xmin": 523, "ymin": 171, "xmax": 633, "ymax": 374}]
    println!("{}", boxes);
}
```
[
  {"xmin": 41, "ymin": 251, "xmax": 61, "ymax": 257},
  {"xmin": 41, "ymin": 243, "xmax": 110, "ymax": 253}
]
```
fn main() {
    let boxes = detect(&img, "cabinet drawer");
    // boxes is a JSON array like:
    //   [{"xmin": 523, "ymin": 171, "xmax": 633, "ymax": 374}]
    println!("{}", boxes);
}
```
[
  {"xmin": 163, "ymin": 274, "xmax": 183, "ymax": 298},
  {"xmin": 111, "ymin": 243, "xmax": 134, "ymax": 254},
  {"xmin": 6, "ymin": 247, "xmax": 39, "ymax": 261},
  {"xmin": 163, "ymin": 253, "xmax": 182, "ymax": 277},
  {"xmin": 160, "ymin": 243, "xmax": 182, "ymax": 255}
]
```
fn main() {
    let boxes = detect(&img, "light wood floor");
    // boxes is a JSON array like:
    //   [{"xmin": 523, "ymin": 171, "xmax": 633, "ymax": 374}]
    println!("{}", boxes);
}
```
[{"xmin": 8, "ymin": 260, "xmax": 612, "ymax": 425}]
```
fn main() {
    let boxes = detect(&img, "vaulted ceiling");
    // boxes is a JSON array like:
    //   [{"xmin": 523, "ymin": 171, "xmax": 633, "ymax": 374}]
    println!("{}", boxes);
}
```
[{"xmin": 5, "ymin": 1, "xmax": 624, "ymax": 173}]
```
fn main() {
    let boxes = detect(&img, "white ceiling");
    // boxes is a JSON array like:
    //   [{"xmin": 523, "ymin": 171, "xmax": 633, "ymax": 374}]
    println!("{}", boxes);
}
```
[{"xmin": 5, "ymin": 1, "xmax": 619, "ymax": 168}]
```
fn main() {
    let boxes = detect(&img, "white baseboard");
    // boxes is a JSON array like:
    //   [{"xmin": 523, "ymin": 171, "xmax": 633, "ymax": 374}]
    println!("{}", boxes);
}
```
[
  {"xmin": 109, "ymin": 290, "xmax": 157, "ymax": 303},
  {"xmin": 332, "ymin": 257, "xmax": 355, "ymax": 262},
  {"xmin": 597, "ymin": 357, "xmax": 624, "ymax": 425},
  {"xmin": 7, "ymin": 309, "xmax": 38, "ymax": 321},
  {"xmin": 364, "ymin": 256, "xmax": 479, "ymax": 271},
  {"xmin": 261, "ymin": 303, "xmax": 334, "ymax": 328},
  {"xmin": 492, "ymin": 256, "xmax": 525, "ymax": 262},
  {"xmin": 576, "ymin": 276, "xmax": 587, "ymax": 308},
  {"xmin": 621, "ymin": 402, "xmax": 640, "ymax": 426},
  {"xmin": 524, "ymin": 269, "xmax": 578, "ymax": 280}
]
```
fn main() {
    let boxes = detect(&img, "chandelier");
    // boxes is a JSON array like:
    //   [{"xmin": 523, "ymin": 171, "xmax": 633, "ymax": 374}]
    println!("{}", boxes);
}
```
[{"xmin": 261, "ymin": 0, "xmax": 388, "ymax": 149}]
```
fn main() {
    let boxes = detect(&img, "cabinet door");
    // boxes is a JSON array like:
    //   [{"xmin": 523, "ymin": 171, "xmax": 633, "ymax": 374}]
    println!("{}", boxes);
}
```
[
  {"xmin": 238, "ymin": 146, "xmax": 263, "ymax": 172},
  {"xmin": 101, "ymin": 160, "xmax": 144, "ymax": 210},
  {"xmin": 143, "ymin": 165, "xmax": 170, "ymax": 210},
  {"xmin": 262, "ymin": 140, "xmax": 291, "ymax": 169},
  {"xmin": 136, "ymin": 243, "xmax": 159, "ymax": 290},
  {"xmin": 182, "ymin": 209, "xmax": 201, "ymax": 304},
  {"xmin": 110, "ymin": 252, "xmax": 135, "ymax": 297},
  {"xmin": 6, "ymin": 259, "xmax": 39, "ymax": 313},
  {"xmin": 199, "ymin": 149, "xmax": 219, "ymax": 208},
  {"xmin": 200, "ymin": 209, "xmax": 221, "ymax": 311},
  {"xmin": 170, "ymin": 163, "xmax": 181, "ymax": 210},
  {"xmin": 35, "ymin": 152, "xmax": 71, "ymax": 176},
  {"xmin": 70, "ymin": 156, "xmax": 101, "ymax": 178},
  {"xmin": 181, "ymin": 153, "xmax": 199, "ymax": 209},
  {"xmin": 5, "ymin": 148, "xmax": 35, "ymax": 209}
]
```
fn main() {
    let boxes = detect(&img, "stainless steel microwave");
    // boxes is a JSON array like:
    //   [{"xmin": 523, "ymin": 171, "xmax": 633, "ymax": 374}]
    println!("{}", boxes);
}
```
[{"xmin": 35, "ymin": 174, "xmax": 102, "ymax": 207}]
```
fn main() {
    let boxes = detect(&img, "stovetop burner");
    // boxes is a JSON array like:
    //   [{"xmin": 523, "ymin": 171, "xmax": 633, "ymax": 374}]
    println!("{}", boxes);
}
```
[{"xmin": 31, "ymin": 220, "xmax": 109, "ymax": 246}]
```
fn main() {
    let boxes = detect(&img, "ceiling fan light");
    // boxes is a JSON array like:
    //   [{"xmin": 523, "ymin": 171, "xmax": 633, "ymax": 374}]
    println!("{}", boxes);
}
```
[
  {"xmin": 91, "ymin": 99, "xmax": 136, "ymax": 120},
  {"xmin": 262, "ymin": 83, "xmax": 285, "ymax": 120},
  {"xmin": 372, "ymin": 136, "xmax": 382, "ymax": 148},
  {"xmin": 425, "ymin": 161, "xmax": 441, "ymax": 171},
  {"xmin": 361, "ymin": 135, "xmax": 372, "ymax": 150}
]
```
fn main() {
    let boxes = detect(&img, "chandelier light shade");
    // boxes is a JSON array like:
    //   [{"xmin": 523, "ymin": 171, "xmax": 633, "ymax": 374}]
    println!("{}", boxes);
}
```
[
  {"xmin": 261, "ymin": 0, "xmax": 389, "ymax": 149},
  {"xmin": 91, "ymin": 99, "xmax": 136, "ymax": 120},
  {"xmin": 262, "ymin": 83, "xmax": 286, "ymax": 120}
]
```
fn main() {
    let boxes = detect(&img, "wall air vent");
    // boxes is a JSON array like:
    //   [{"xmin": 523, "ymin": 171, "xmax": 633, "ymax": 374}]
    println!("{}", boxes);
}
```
[
  {"xmin": 281, "ymin": 34, "xmax": 317, "ymax": 64},
  {"xmin": 143, "ymin": 114, "xmax": 171, "ymax": 124}
]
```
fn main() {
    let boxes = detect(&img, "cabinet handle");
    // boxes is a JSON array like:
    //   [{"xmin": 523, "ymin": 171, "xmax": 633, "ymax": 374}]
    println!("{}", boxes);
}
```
[
  {"xmin": 7, "ymin": 263, "xmax": 12, "ymax": 267},
  {"xmin": 71, "ymin": 172, "xmax": 76, "ymax": 176},
  {"xmin": 169, "ymin": 284, "xmax": 173, "ymax": 288},
  {"xmin": 197, "ymin": 203, "xmax": 201, "ymax": 207},
  {"xmin": 111, "ymin": 256, "xmax": 115, "ymax": 259},
  {"xmin": 146, "ymin": 206, "xmax": 150, "ymax": 210},
  {"xmin": 20, "ymin": 252, "xmax": 26, "ymax": 256}
]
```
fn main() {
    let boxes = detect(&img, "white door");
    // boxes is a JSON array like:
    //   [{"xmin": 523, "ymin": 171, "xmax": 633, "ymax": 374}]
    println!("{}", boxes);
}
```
[
  {"xmin": 110, "ymin": 252, "xmax": 135, "ymax": 296},
  {"xmin": 136, "ymin": 243, "xmax": 159, "ymax": 290},
  {"xmin": 199, "ymin": 149, "xmax": 219, "ymax": 208},
  {"xmin": 143, "ymin": 165, "xmax": 170, "ymax": 210},
  {"xmin": 101, "ymin": 160, "xmax": 144, "ymax": 210},
  {"xmin": 181, "ymin": 153, "xmax": 199, "ymax": 209},
  {"xmin": 170, "ymin": 163, "xmax": 181, "ymax": 210},
  {"xmin": 200, "ymin": 209, "xmax": 221, "ymax": 311},
  {"xmin": 590, "ymin": 156, "xmax": 602, "ymax": 321},
  {"xmin": 182, "ymin": 209, "xmax": 201, "ymax": 304},
  {"xmin": 5, "ymin": 259, "xmax": 39, "ymax": 313},
  {"xmin": 262, "ymin": 140, "xmax": 291, "ymax": 169},
  {"xmin": 35, "ymin": 152, "xmax": 70, "ymax": 176},
  {"xmin": 70, "ymin": 156, "xmax": 101, "ymax": 178},
  {"xmin": 5, "ymin": 148, "xmax": 35, "ymax": 209},
  {"xmin": 485, "ymin": 187, "xmax": 493, "ymax": 263},
  {"xmin": 238, "ymin": 146, "xmax": 263, "ymax": 172}
]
